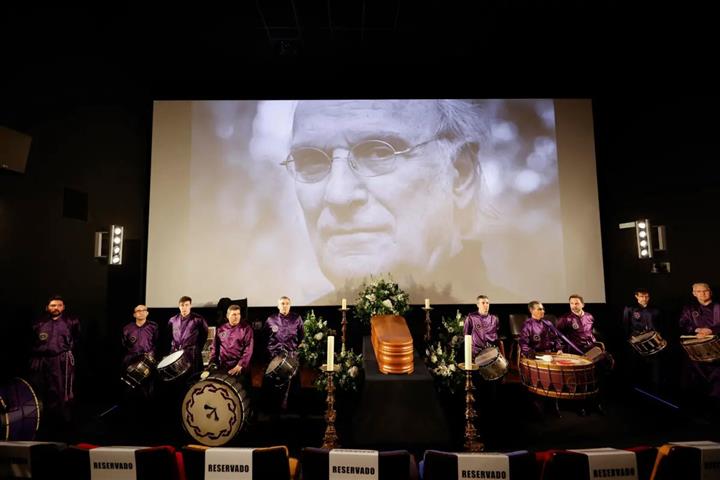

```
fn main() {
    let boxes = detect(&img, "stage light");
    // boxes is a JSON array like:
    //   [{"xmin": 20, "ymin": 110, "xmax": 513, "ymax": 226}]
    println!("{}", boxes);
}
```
[
  {"xmin": 93, "ymin": 224, "xmax": 124, "ymax": 265},
  {"xmin": 635, "ymin": 219, "xmax": 652, "ymax": 258}
]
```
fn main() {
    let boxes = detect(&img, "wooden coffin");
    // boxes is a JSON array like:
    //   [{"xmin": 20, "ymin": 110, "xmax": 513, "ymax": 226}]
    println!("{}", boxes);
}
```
[{"xmin": 371, "ymin": 315, "xmax": 414, "ymax": 374}]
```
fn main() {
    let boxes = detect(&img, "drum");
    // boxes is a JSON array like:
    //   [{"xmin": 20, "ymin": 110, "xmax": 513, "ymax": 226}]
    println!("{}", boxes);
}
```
[
  {"xmin": 681, "ymin": 335, "xmax": 720, "ymax": 362},
  {"xmin": 265, "ymin": 353, "xmax": 299, "ymax": 386},
  {"xmin": 474, "ymin": 346, "xmax": 508, "ymax": 381},
  {"xmin": 0, "ymin": 377, "xmax": 42, "ymax": 440},
  {"xmin": 182, "ymin": 372, "xmax": 251, "ymax": 446},
  {"xmin": 629, "ymin": 330, "xmax": 667, "ymax": 356},
  {"xmin": 121, "ymin": 353, "xmax": 157, "ymax": 388},
  {"xmin": 519, "ymin": 353, "xmax": 598, "ymax": 399},
  {"xmin": 157, "ymin": 349, "xmax": 191, "ymax": 382}
]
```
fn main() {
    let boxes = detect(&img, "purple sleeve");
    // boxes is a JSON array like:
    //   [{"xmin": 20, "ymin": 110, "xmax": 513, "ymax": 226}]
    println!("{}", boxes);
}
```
[
  {"xmin": 463, "ymin": 316, "xmax": 473, "ymax": 336},
  {"xmin": 238, "ymin": 327, "xmax": 254, "ymax": 370},
  {"xmin": 519, "ymin": 322, "xmax": 532, "ymax": 357},
  {"xmin": 679, "ymin": 307, "xmax": 694, "ymax": 334}
]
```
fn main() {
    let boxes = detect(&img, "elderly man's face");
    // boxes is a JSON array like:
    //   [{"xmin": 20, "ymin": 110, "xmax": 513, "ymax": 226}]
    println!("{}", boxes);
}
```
[
  {"xmin": 290, "ymin": 100, "xmax": 459, "ymax": 286},
  {"xmin": 693, "ymin": 285, "xmax": 713, "ymax": 305}
]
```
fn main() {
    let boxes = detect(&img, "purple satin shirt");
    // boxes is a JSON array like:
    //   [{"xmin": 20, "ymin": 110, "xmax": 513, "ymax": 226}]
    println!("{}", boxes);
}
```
[
  {"xmin": 168, "ymin": 312, "xmax": 208, "ymax": 370},
  {"xmin": 31, "ymin": 313, "xmax": 81, "ymax": 356},
  {"xmin": 557, "ymin": 311, "xmax": 596, "ymax": 352},
  {"xmin": 679, "ymin": 302, "xmax": 720, "ymax": 335},
  {"xmin": 265, "ymin": 312, "xmax": 304, "ymax": 358},
  {"xmin": 122, "ymin": 320, "xmax": 159, "ymax": 367},
  {"xmin": 623, "ymin": 305, "xmax": 661, "ymax": 336},
  {"xmin": 463, "ymin": 312, "xmax": 499, "ymax": 356},
  {"xmin": 210, "ymin": 322, "xmax": 254, "ymax": 371},
  {"xmin": 519, "ymin": 318, "xmax": 563, "ymax": 357}
]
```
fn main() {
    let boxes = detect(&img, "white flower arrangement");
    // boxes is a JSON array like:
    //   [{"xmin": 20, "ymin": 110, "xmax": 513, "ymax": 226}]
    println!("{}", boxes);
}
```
[
  {"xmin": 298, "ymin": 310, "xmax": 333, "ymax": 369},
  {"xmin": 354, "ymin": 275, "xmax": 410, "ymax": 327}
]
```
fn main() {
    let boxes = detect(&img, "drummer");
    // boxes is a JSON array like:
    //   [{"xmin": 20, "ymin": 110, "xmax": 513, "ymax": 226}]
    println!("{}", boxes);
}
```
[
  {"xmin": 679, "ymin": 283, "xmax": 720, "ymax": 405},
  {"xmin": 265, "ymin": 296, "xmax": 304, "ymax": 359},
  {"xmin": 207, "ymin": 304, "xmax": 253, "ymax": 380},
  {"xmin": 122, "ymin": 304, "xmax": 158, "ymax": 368},
  {"xmin": 557, "ymin": 294, "xmax": 597, "ymax": 353},
  {"xmin": 168, "ymin": 296, "xmax": 208, "ymax": 377},
  {"xmin": 622, "ymin": 288, "xmax": 665, "ymax": 393},
  {"xmin": 519, "ymin": 301, "xmax": 564, "ymax": 358},
  {"xmin": 464, "ymin": 295, "xmax": 500, "ymax": 357},
  {"xmin": 263, "ymin": 296, "xmax": 304, "ymax": 411}
]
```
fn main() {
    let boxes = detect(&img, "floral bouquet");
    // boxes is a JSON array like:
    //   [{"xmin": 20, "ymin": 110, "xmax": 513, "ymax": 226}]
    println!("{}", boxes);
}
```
[
  {"xmin": 425, "ymin": 341, "xmax": 465, "ymax": 395},
  {"xmin": 354, "ymin": 276, "xmax": 410, "ymax": 327},
  {"xmin": 315, "ymin": 349, "xmax": 364, "ymax": 393},
  {"xmin": 439, "ymin": 309, "xmax": 466, "ymax": 358},
  {"xmin": 298, "ymin": 310, "xmax": 334, "ymax": 369}
]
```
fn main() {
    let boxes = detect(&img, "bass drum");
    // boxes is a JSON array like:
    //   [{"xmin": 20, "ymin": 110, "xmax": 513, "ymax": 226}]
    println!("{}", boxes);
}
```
[
  {"xmin": 182, "ymin": 372, "xmax": 251, "ymax": 446},
  {"xmin": 0, "ymin": 377, "xmax": 42, "ymax": 440}
]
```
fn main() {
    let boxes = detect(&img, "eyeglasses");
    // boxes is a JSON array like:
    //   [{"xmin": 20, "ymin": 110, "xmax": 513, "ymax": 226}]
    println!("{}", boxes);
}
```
[
  {"xmin": 134, "ymin": 308, "xmax": 147, "ymax": 313},
  {"xmin": 281, "ymin": 137, "xmax": 440, "ymax": 183}
]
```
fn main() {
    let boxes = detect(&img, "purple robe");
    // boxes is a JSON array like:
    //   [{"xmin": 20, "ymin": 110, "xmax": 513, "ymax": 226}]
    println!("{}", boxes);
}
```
[
  {"xmin": 121, "ymin": 320, "xmax": 159, "ymax": 367},
  {"xmin": 463, "ymin": 312, "xmax": 499, "ymax": 356},
  {"xmin": 519, "ymin": 318, "xmax": 563, "ymax": 358},
  {"xmin": 265, "ymin": 312, "xmax": 304, "ymax": 358},
  {"xmin": 168, "ymin": 312, "xmax": 208, "ymax": 372},
  {"xmin": 557, "ymin": 311, "xmax": 596, "ymax": 353},
  {"xmin": 623, "ymin": 304, "xmax": 661, "ymax": 336},
  {"xmin": 29, "ymin": 313, "xmax": 81, "ymax": 419},
  {"xmin": 210, "ymin": 322, "xmax": 254, "ymax": 371},
  {"xmin": 679, "ymin": 301, "xmax": 720, "ymax": 399}
]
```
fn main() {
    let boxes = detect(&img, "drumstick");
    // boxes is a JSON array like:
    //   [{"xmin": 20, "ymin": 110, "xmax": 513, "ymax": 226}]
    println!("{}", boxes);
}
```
[{"xmin": 680, "ymin": 335, "xmax": 699, "ymax": 339}]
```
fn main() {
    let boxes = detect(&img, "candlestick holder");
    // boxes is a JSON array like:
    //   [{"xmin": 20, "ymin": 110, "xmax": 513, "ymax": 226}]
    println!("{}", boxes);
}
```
[
  {"xmin": 422, "ymin": 306, "xmax": 433, "ymax": 343},
  {"xmin": 339, "ymin": 307, "xmax": 350, "ymax": 353},
  {"xmin": 320, "ymin": 364, "xmax": 341, "ymax": 449},
  {"xmin": 458, "ymin": 362, "xmax": 484, "ymax": 452}
]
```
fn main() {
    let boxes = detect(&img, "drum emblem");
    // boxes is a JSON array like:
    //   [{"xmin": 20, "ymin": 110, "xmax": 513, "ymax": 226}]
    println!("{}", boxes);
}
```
[
  {"xmin": 572, "ymin": 321, "xmax": 579, "ymax": 330},
  {"xmin": 271, "ymin": 325, "xmax": 279, "ymax": 333},
  {"xmin": 692, "ymin": 311, "xmax": 699, "ymax": 319},
  {"xmin": 533, "ymin": 335, "xmax": 540, "ymax": 341},
  {"xmin": 633, "ymin": 312, "xmax": 641, "ymax": 319},
  {"xmin": 129, "ymin": 335, "xmax": 137, "ymax": 344},
  {"xmin": 220, "ymin": 332, "xmax": 228, "ymax": 339},
  {"xmin": 38, "ymin": 332, "xmax": 48, "ymax": 341}
]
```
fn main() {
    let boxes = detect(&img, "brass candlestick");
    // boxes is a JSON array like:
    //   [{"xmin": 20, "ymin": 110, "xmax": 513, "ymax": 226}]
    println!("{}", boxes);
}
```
[
  {"xmin": 339, "ymin": 307, "xmax": 349, "ymax": 353},
  {"xmin": 320, "ymin": 364, "xmax": 341, "ymax": 449},
  {"xmin": 458, "ymin": 362, "xmax": 484, "ymax": 452},
  {"xmin": 422, "ymin": 306, "xmax": 433, "ymax": 343}
]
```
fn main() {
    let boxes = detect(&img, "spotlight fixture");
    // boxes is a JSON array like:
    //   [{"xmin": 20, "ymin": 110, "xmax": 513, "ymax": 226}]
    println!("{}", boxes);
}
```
[
  {"xmin": 619, "ymin": 219, "xmax": 668, "ymax": 261},
  {"xmin": 94, "ymin": 225, "xmax": 124, "ymax": 265}
]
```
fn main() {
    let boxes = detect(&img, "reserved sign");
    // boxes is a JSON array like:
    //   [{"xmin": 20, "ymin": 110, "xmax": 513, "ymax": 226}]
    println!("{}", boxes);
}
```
[
  {"xmin": 329, "ymin": 449, "xmax": 379, "ymax": 480},
  {"xmin": 569, "ymin": 448, "xmax": 638, "ymax": 480},
  {"xmin": 456, "ymin": 452, "xmax": 510, "ymax": 479},
  {"xmin": 89, "ymin": 447, "xmax": 143, "ymax": 480},
  {"xmin": 670, "ymin": 441, "xmax": 720, "ymax": 480},
  {"xmin": 204, "ymin": 447, "xmax": 253, "ymax": 480}
]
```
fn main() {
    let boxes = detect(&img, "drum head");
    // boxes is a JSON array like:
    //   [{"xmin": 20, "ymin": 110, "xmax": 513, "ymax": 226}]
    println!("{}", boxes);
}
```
[
  {"xmin": 0, "ymin": 378, "xmax": 41, "ymax": 441},
  {"xmin": 474, "ymin": 346, "xmax": 499, "ymax": 366},
  {"xmin": 159, "ymin": 349, "xmax": 185, "ymax": 368},
  {"xmin": 631, "ymin": 331, "xmax": 655, "ymax": 343},
  {"xmin": 685, "ymin": 335, "xmax": 716, "ymax": 345},
  {"xmin": 182, "ymin": 374, "xmax": 249, "ymax": 446},
  {"xmin": 265, "ymin": 355, "xmax": 283, "ymax": 375}
]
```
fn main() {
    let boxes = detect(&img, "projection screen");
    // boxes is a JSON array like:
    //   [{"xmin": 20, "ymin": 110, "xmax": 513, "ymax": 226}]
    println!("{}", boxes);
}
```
[{"xmin": 147, "ymin": 99, "xmax": 604, "ymax": 307}]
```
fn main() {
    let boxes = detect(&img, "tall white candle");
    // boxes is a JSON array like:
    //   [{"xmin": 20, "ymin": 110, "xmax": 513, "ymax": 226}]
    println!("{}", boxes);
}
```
[
  {"xmin": 327, "ymin": 336, "xmax": 335, "ymax": 371},
  {"xmin": 464, "ymin": 334, "xmax": 472, "ymax": 367},
  {"xmin": 341, "ymin": 298, "xmax": 347, "ymax": 310},
  {"xmin": 425, "ymin": 298, "xmax": 430, "ymax": 309}
]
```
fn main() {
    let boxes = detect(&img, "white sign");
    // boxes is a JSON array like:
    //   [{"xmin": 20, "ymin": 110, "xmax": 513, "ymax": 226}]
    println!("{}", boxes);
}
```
[
  {"xmin": 329, "ymin": 449, "xmax": 379, "ymax": 480},
  {"xmin": 569, "ymin": 448, "xmax": 638, "ymax": 480},
  {"xmin": 456, "ymin": 452, "xmax": 510, "ymax": 480},
  {"xmin": 90, "ymin": 447, "xmax": 142, "ymax": 480},
  {"xmin": 205, "ymin": 448, "xmax": 253, "ymax": 480},
  {"xmin": 670, "ymin": 441, "xmax": 720, "ymax": 480}
]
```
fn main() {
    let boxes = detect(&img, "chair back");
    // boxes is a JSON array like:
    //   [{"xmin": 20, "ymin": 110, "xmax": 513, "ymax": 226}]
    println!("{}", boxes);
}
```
[
  {"xmin": 509, "ymin": 314, "xmax": 528, "ymax": 337},
  {"xmin": 421, "ymin": 449, "xmax": 537, "ymax": 480},
  {"xmin": 182, "ymin": 445, "xmax": 293, "ymax": 480}
]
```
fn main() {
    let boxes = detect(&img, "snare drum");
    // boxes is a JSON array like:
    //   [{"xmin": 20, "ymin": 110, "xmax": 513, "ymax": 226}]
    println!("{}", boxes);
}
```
[
  {"xmin": 157, "ymin": 349, "xmax": 191, "ymax": 382},
  {"xmin": 474, "ymin": 345, "xmax": 508, "ymax": 381},
  {"xmin": 121, "ymin": 353, "xmax": 157, "ymax": 388},
  {"xmin": 519, "ymin": 353, "xmax": 597, "ymax": 399},
  {"xmin": 681, "ymin": 335, "xmax": 720, "ymax": 363},
  {"xmin": 629, "ymin": 330, "xmax": 667, "ymax": 356},
  {"xmin": 182, "ymin": 372, "xmax": 251, "ymax": 446},
  {"xmin": 265, "ymin": 353, "xmax": 299, "ymax": 386},
  {"xmin": 0, "ymin": 377, "xmax": 41, "ymax": 440}
]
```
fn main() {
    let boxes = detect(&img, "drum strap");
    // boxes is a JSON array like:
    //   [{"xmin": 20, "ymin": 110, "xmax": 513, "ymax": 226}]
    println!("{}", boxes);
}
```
[{"xmin": 542, "ymin": 319, "xmax": 584, "ymax": 355}]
